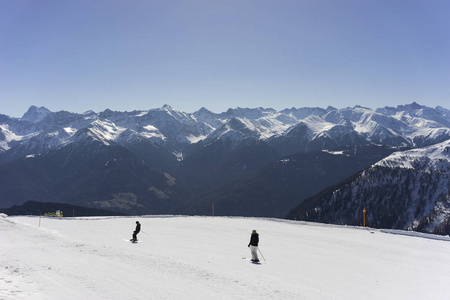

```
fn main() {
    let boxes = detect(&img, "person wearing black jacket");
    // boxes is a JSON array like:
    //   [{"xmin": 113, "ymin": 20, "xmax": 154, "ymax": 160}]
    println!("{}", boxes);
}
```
[
  {"xmin": 248, "ymin": 229, "xmax": 259, "ymax": 262},
  {"xmin": 131, "ymin": 221, "xmax": 141, "ymax": 242}
]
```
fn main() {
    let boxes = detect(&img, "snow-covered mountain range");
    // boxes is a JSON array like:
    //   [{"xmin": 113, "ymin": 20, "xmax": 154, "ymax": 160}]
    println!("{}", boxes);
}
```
[
  {"xmin": 288, "ymin": 139, "xmax": 450, "ymax": 235},
  {"xmin": 1, "ymin": 102, "xmax": 450, "ymax": 235},
  {"xmin": 1, "ymin": 102, "xmax": 449, "ymax": 164}
]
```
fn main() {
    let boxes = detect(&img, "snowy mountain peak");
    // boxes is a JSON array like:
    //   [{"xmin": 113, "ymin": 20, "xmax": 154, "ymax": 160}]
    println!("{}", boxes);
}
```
[
  {"xmin": 376, "ymin": 139, "xmax": 450, "ymax": 170},
  {"xmin": 222, "ymin": 107, "xmax": 276, "ymax": 120},
  {"xmin": 83, "ymin": 110, "xmax": 96, "ymax": 116},
  {"xmin": 21, "ymin": 106, "xmax": 51, "ymax": 123},
  {"xmin": 400, "ymin": 101, "xmax": 423, "ymax": 111},
  {"xmin": 161, "ymin": 104, "xmax": 174, "ymax": 111},
  {"xmin": 195, "ymin": 107, "xmax": 214, "ymax": 115},
  {"xmin": 325, "ymin": 105, "xmax": 338, "ymax": 112}
]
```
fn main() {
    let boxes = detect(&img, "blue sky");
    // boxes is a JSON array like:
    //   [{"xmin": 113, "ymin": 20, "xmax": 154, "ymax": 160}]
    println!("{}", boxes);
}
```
[{"xmin": 1, "ymin": 0, "xmax": 449, "ymax": 117}]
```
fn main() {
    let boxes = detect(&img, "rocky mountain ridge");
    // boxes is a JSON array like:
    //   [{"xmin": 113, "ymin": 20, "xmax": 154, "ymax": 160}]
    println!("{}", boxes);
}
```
[
  {"xmin": 1, "ymin": 102, "xmax": 449, "ymax": 165},
  {"xmin": 287, "ymin": 139, "xmax": 450, "ymax": 235}
]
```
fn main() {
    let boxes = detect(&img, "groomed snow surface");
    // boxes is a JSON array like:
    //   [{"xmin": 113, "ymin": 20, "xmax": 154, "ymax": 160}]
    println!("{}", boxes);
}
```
[{"xmin": 1, "ymin": 215, "xmax": 450, "ymax": 300}]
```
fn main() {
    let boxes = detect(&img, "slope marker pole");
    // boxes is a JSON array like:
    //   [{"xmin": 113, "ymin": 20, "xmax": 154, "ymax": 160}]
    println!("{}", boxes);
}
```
[{"xmin": 363, "ymin": 208, "xmax": 366, "ymax": 227}]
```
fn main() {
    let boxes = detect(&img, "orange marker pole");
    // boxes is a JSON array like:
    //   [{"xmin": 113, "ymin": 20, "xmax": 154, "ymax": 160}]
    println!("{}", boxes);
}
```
[
  {"xmin": 363, "ymin": 208, "xmax": 366, "ymax": 227},
  {"xmin": 39, "ymin": 215, "xmax": 41, "ymax": 227}
]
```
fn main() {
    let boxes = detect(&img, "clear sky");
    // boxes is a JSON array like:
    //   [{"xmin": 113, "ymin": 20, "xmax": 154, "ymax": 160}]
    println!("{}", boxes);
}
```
[{"xmin": 1, "ymin": 0, "xmax": 449, "ymax": 117}]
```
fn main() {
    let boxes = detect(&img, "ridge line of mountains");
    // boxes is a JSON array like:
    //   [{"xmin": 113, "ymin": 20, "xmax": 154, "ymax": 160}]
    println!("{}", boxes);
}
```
[{"xmin": 1, "ymin": 102, "xmax": 449, "ymax": 235}]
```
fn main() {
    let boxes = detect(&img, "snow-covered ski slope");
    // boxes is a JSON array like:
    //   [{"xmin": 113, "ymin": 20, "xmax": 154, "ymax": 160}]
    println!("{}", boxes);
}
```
[{"xmin": 1, "ymin": 215, "xmax": 450, "ymax": 300}]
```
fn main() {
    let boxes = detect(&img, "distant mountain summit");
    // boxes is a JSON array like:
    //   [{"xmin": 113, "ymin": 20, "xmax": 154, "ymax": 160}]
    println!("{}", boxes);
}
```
[{"xmin": 21, "ymin": 106, "xmax": 51, "ymax": 123}]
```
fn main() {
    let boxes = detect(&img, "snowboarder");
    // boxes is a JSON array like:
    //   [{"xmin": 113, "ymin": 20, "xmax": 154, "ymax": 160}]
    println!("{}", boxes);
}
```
[
  {"xmin": 248, "ymin": 229, "xmax": 259, "ymax": 262},
  {"xmin": 131, "ymin": 221, "xmax": 141, "ymax": 242}
]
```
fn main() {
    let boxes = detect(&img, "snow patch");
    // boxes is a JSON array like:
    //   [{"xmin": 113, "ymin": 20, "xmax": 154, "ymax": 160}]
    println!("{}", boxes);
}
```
[
  {"xmin": 173, "ymin": 152, "xmax": 184, "ymax": 161},
  {"xmin": 134, "ymin": 111, "xmax": 149, "ymax": 117},
  {"xmin": 186, "ymin": 134, "xmax": 206, "ymax": 143},
  {"xmin": 64, "ymin": 127, "xmax": 77, "ymax": 135},
  {"xmin": 322, "ymin": 150, "xmax": 346, "ymax": 155},
  {"xmin": 0, "ymin": 124, "xmax": 23, "ymax": 144}
]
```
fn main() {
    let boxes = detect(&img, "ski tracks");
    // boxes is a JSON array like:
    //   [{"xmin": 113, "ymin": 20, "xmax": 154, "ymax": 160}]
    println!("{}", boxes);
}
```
[{"xmin": 2, "ymin": 217, "xmax": 308, "ymax": 299}]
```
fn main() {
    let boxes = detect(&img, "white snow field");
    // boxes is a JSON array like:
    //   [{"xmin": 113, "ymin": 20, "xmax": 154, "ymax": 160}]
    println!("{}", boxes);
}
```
[{"xmin": 1, "ymin": 215, "xmax": 450, "ymax": 300}]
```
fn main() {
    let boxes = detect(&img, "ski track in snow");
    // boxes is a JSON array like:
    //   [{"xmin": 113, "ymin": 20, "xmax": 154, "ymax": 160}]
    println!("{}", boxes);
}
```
[{"xmin": 1, "ymin": 215, "xmax": 450, "ymax": 299}]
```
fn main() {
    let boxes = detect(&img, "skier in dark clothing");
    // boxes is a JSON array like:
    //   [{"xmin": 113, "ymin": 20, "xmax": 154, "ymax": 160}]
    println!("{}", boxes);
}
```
[
  {"xmin": 248, "ymin": 229, "xmax": 259, "ymax": 262},
  {"xmin": 131, "ymin": 221, "xmax": 141, "ymax": 242}
]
